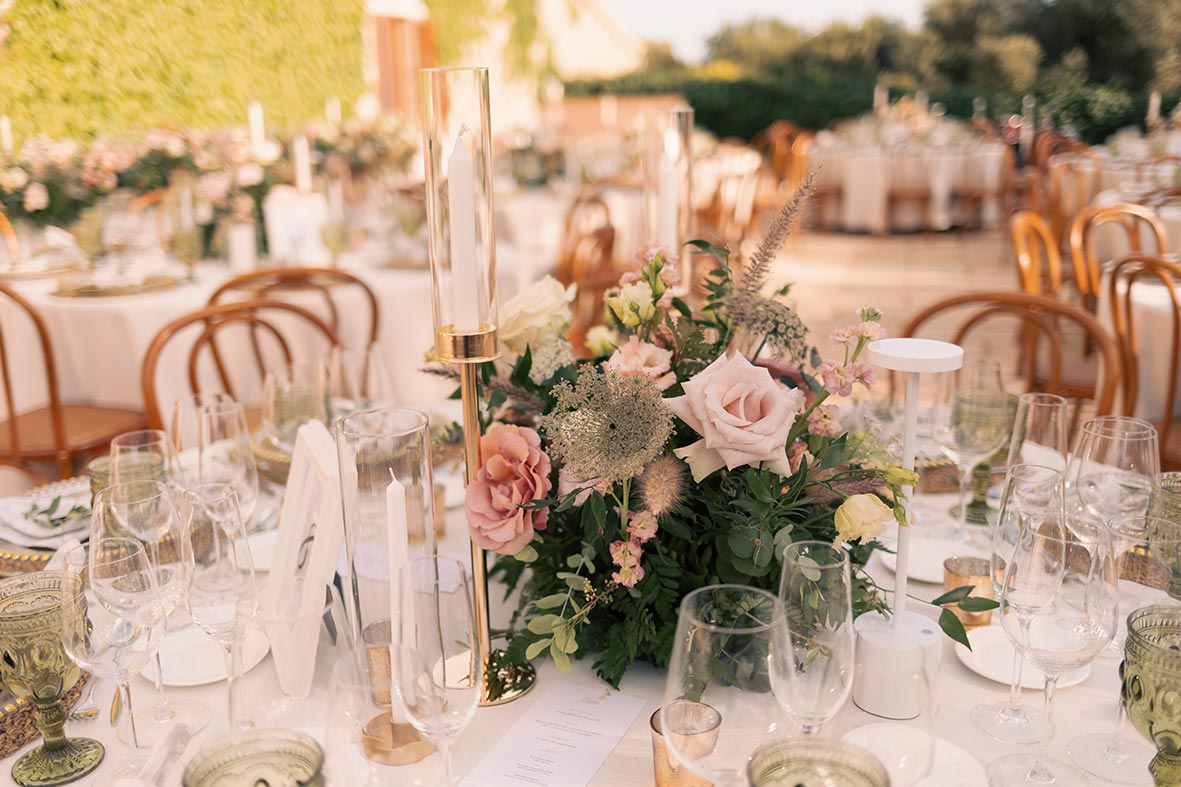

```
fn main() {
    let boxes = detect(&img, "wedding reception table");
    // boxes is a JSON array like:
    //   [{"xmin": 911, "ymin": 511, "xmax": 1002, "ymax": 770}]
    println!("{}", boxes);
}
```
[{"xmin": 0, "ymin": 493, "xmax": 1150, "ymax": 787}]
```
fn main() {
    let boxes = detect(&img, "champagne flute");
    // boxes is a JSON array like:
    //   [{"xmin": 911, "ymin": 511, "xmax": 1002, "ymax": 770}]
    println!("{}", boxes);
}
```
[
  {"xmin": 180, "ymin": 483, "xmax": 259, "ymax": 730},
  {"xmin": 92, "ymin": 480, "xmax": 211, "ymax": 741},
  {"xmin": 186, "ymin": 400, "xmax": 260, "ymax": 528},
  {"xmin": 1067, "ymin": 416, "xmax": 1159, "ymax": 528},
  {"xmin": 1066, "ymin": 515, "xmax": 1181, "ymax": 783},
  {"xmin": 972, "ymin": 464, "xmax": 1064, "ymax": 744},
  {"xmin": 773, "ymin": 541, "xmax": 854, "ymax": 734},
  {"xmin": 60, "ymin": 538, "xmax": 166, "ymax": 783},
  {"xmin": 932, "ymin": 359, "xmax": 1011, "ymax": 542},
  {"xmin": 393, "ymin": 555, "xmax": 481, "ymax": 786},
  {"xmin": 662, "ymin": 585, "xmax": 789, "ymax": 787},
  {"xmin": 987, "ymin": 516, "xmax": 1119, "ymax": 786}
]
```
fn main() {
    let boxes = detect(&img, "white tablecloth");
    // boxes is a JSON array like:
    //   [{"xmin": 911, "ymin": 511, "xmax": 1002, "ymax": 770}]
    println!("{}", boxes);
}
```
[
  {"xmin": 810, "ymin": 143, "xmax": 1006, "ymax": 233},
  {"xmin": 0, "ymin": 496, "xmax": 1149, "ymax": 787},
  {"xmin": 1087, "ymin": 189, "xmax": 1181, "ymax": 260},
  {"xmin": 1097, "ymin": 272, "xmax": 1181, "ymax": 422}
]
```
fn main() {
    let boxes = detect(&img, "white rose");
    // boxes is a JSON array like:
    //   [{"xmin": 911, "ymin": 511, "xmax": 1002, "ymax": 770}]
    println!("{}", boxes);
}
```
[
  {"xmin": 0, "ymin": 167, "xmax": 28, "ymax": 191},
  {"xmin": 499, "ymin": 275, "xmax": 575, "ymax": 354},
  {"xmin": 833, "ymin": 494, "xmax": 890, "ymax": 546},
  {"xmin": 22, "ymin": 182, "xmax": 49, "ymax": 212}
]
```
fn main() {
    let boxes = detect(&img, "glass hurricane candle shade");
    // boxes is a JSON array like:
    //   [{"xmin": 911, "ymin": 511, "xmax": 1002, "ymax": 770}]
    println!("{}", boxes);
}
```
[
  {"xmin": 643, "ymin": 107, "xmax": 694, "ymax": 272},
  {"xmin": 420, "ymin": 66, "xmax": 498, "ymax": 359}
]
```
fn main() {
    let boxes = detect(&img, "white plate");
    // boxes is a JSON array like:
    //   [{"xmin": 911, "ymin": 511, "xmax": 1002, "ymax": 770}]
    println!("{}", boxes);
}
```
[
  {"xmin": 877, "ymin": 538, "xmax": 985, "ymax": 584},
  {"xmin": 145, "ymin": 625, "xmax": 269, "ymax": 687},
  {"xmin": 245, "ymin": 530, "xmax": 278, "ymax": 573},
  {"xmin": 954, "ymin": 625, "xmax": 1090, "ymax": 690},
  {"xmin": 843, "ymin": 725, "xmax": 986, "ymax": 787}
]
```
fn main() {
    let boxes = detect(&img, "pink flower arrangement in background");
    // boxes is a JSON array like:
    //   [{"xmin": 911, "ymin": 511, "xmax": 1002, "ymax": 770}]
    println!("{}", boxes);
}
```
[{"xmin": 465, "ymin": 424, "xmax": 553, "ymax": 556}]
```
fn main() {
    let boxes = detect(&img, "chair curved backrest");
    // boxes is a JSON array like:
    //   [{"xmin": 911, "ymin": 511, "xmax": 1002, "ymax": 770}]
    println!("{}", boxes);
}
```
[
  {"xmin": 0, "ymin": 282, "xmax": 70, "ymax": 475},
  {"xmin": 756, "ymin": 120, "xmax": 799, "ymax": 184},
  {"xmin": 141, "ymin": 299, "xmax": 340, "ymax": 429},
  {"xmin": 1009, "ymin": 210, "xmax": 1064, "ymax": 296},
  {"xmin": 901, "ymin": 291, "xmax": 1120, "ymax": 418},
  {"xmin": 1068, "ymin": 203, "xmax": 1169, "ymax": 299},
  {"xmin": 0, "ymin": 210, "xmax": 19, "ymax": 260},
  {"xmin": 1106, "ymin": 254, "xmax": 1181, "ymax": 444},
  {"xmin": 559, "ymin": 225, "xmax": 616, "ymax": 351}
]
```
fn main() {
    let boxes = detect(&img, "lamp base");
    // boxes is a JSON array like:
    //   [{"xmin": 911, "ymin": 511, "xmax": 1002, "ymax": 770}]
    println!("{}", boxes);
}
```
[
  {"xmin": 481, "ymin": 649, "xmax": 537, "ymax": 706},
  {"xmin": 851, "ymin": 611, "xmax": 941, "ymax": 720}
]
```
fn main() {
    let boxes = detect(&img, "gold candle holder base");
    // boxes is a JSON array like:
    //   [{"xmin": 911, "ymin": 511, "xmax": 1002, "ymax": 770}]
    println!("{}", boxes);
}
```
[
  {"xmin": 480, "ymin": 650, "xmax": 537, "ymax": 707},
  {"xmin": 361, "ymin": 712, "xmax": 433, "ymax": 766}
]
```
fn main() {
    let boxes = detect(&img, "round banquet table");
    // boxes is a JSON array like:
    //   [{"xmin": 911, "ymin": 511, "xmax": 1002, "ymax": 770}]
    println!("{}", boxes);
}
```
[
  {"xmin": 0, "ymin": 252, "xmax": 525, "ymax": 421},
  {"xmin": 0, "ymin": 493, "xmax": 1150, "ymax": 787}
]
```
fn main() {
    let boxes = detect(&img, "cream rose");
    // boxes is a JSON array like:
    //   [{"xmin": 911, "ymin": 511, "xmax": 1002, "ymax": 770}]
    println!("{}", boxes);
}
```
[
  {"xmin": 666, "ymin": 353, "xmax": 805, "ymax": 481},
  {"xmin": 499, "ymin": 275, "xmax": 576, "ymax": 354},
  {"xmin": 833, "ymin": 494, "xmax": 890, "ymax": 546}
]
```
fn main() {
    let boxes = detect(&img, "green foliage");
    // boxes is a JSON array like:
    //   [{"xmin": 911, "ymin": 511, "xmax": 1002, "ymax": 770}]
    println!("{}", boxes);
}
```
[
  {"xmin": 0, "ymin": 0, "xmax": 364, "ymax": 140},
  {"xmin": 423, "ymin": 0, "xmax": 490, "ymax": 65}
]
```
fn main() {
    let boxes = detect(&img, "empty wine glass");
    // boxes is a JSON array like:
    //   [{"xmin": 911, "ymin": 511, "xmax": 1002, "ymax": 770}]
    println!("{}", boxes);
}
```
[
  {"xmin": 181, "ymin": 483, "xmax": 259, "ymax": 730},
  {"xmin": 92, "ymin": 480, "xmax": 211, "ymax": 741},
  {"xmin": 393, "ymin": 555, "xmax": 481, "ymax": 786},
  {"xmin": 774, "ymin": 541, "xmax": 854, "ymax": 734},
  {"xmin": 1066, "ymin": 515, "xmax": 1181, "ymax": 783},
  {"xmin": 60, "ymin": 538, "xmax": 165, "ymax": 783},
  {"xmin": 175, "ymin": 399, "xmax": 260, "ymax": 527},
  {"xmin": 168, "ymin": 391, "xmax": 235, "ymax": 488},
  {"xmin": 987, "ymin": 516, "xmax": 1118, "ymax": 786},
  {"xmin": 1067, "ymin": 416, "xmax": 1159, "ymax": 527},
  {"xmin": 263, "ymin": 360, "xmax": 328, "ymax": 453},
  {"xmin": 932, "ymin": 359, "xmax": 1011, "ymax": 542},
  {"xmin": 972, "ymin": 464, "xmax": 1064, "ymax": 744},
  {"xmin": 328, "ymin": 343, "xmax": 395, "ymax": 418},
  {"xmin": 662, "ymin": 585, "xmax": 789, "ymax": 787},
  {"xmin": 1005, "ymin": 393, "xmax": 1069, "ymax": 472},
  {"xmin": 109, "ymin": 429, "xmax": 183, "ymax": 491}
]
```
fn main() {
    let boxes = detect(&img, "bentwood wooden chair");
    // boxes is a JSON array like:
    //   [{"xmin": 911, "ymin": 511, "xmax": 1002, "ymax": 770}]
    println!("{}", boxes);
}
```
[
  {"xmin": 755, "ymin": 120, "xmax": 800, "ymax": 186},
  {"xmin": 0, "ymin": 283, "xmax": 147, "ymax": 478},
  {"xmin": 141, "ymin": 300, "xmax": 340, "ymax": 430},
  {"xmin": 1068, "ymin": 203, "xmax": 1169, "ymax": 303},
  {"xmin": 558, "ymin": 225, "xmax": 617, "ymax": 353},
  {"xmin": 1106, "ymin": 255, "xmax": 1181, "ymax": 468},
  {"xmin": 902, "ymin": 291, "xmax": 1121, "ymax": 431},
  {"xmin": 1010, "ymin": 211, "xmax": 1067, "ymax": 297},
  {"xmin": 558, "ymin": 193, "xmax": 613, "ymax": 267}
]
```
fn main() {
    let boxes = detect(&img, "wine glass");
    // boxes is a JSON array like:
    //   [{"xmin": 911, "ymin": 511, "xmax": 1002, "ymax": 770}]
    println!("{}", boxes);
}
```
[
  {"xmin": 180, "ymin": 483, "xmax": 260, "ymax": 730},
  {"xmin": 109, "ymin": 429, "xmax": 183, "ymax": 490},
  {"xmin": 393, "ymin": 555, "xmax": 481, "ymax": 786},
  {"xmin": 60, "ymin": 538, "xmax": 166, "ymax": 782},
  {"xmin": 932, "ymin": 359, "xmax": 1011, "ymax": 542},
  {"xmin": 774, "ymin": 541, "xmax": 854, "ymax": 734},
  {"xmin": 176, "ymin": 399, "xmax": 260, "ymax": 528},
  {"xmin": 262, "ymin": 360, "xmax": 328, "ymax": 453},
  {"xmin": 1005, "ymin": 393, "xmax": 1069, "ymax": 472},
  {"xmin": 987, "ymin": 516, "xmax": 1119, "ymax": 786},
  {"xmin": 972, "ymin": 463, "xmax": 1064, "ymax": 744},
  {"xmin": 328, "ymin": 343, "xmax": 395, "ymax": 418},
  {"xmin": 168, "ymin": 391, "xmax": 235, "ymax": 488},
  {"xmin": 662, "ymin": 585, "xmax": 789, "ymax": 787},
  {"xmin": 1067, "ymin": 416, "xmax": 1159, "ymax": 527},
  {"xmin": 92, "ymin": 480, "xmax": 211, "ymax": 741},
  {"xmin": 1066, "ymin": 515, "xmax": 1181, "ymax": 783}
]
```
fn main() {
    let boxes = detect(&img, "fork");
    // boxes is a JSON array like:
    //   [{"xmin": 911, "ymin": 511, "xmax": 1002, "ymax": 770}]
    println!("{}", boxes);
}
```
[{"xmin": 69, "ymin": 676, "xmax": 99, "ymax": 721}]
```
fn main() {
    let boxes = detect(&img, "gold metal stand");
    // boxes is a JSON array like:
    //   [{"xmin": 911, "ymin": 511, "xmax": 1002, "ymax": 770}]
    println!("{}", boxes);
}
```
[{"xmin": 440, "ymin": 325, "xmax": 536, "ymax": 706}]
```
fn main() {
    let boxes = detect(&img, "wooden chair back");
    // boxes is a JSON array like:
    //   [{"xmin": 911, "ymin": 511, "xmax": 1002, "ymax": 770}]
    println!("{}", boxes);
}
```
[
  {"xmin": 0, "ymin": 211, "xmax": 19, "ymax": 261},
  {"xmin": 1046, "ymin": 149, "xmax": 1097, "ymax": 244},
  {"xmin": 1106, "ymin": 254, "xmax": 1181, "ymax": 445},
  {"xmin": 558, "ymin": 193, "xmax": 613, "ymax": 267},
  {"xmin": 901, "ymin": 291, "xmax": 1120, "ymax": 418},
  {"xmin": 1068, "ymin": 203, "xmax": 1169, "ymax": 299},
  {"xmin": 0, "ymin": 282, "xmax": 71, "ymax": 475},
  {"xmin": 559, "ymin": 225, "xmax": 617, "ymax": 351},
  {"xmin": 756, "ymin": 121, "xmax": 799, "ymax": 184},
  {"xmin": 141, "ymin": 299, "xmax": 340, "ymax": 429},
  {"xmin": 1009, "ymin": 211, "xmax": 1064, "ymax": 296}
]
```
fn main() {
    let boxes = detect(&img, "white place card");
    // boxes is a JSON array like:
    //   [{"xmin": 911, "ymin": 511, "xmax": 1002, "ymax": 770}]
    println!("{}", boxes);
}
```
[{"xmin": 459, "ymin": 682, "xmax": 647, "ymax": 787}]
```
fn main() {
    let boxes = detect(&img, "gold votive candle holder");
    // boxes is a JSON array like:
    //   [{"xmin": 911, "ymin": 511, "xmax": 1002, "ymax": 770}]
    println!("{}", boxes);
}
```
[
  {"xmin": 362, "ymin": 620, "xmax": 392, "ymax": 706},
  {"xmin": 86, "ymin": 456, "xmax": 109, "ymax": 503},
  {"xmin": 944, "ymin": 555, "xmax": 994, "ymax": 628},
  {"xmin": 651, "ymin": 701, "xmax": 721, "ymax": 787}
]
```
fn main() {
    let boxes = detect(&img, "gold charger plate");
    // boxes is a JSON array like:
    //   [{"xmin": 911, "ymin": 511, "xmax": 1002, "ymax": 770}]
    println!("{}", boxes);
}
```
[
  {"xmin": 51, "ymin": 273, "xmax": 181, "ymax": 298},
  {"xmin": 0, "ymin": 261, "xmax": 84, "ymax": 281}
]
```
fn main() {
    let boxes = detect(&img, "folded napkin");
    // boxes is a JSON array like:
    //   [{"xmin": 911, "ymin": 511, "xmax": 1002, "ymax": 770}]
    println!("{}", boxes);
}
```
[{"xmin": 0, "ymin": 477, "xmax": 91, "ymax": 549}]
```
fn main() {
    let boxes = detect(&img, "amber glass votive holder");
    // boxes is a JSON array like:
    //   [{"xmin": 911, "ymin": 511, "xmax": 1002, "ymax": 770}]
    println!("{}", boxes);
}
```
[{"xmin": 944, "ymin": 555, "xmax": 994, "ymax": 628}]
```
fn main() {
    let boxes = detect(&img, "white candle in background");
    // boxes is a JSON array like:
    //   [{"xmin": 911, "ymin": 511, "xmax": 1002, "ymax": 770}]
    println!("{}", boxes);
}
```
[
  {"xmin": 227, "ymin": 222, "xmax": 256, "ymax": 272},
  {"xmin": 179, "ymin": 184, "xmax": 194, "ymax": 229},
  {"xmin": 657, "ymin": 128, "xmax": 680, "ymax": 251},
  {"xmin": 0, "ymin": 117, "xmax": 13, "ymax": 156},
  {"xmin": 1149, "ymin": 90, "xmax": 1163, "ymax": 124},
  {"xmin": 294, "ymin": 134, "xmax": 313, "ymax": 194},
  {"xmin": 248, "ymin": 102, "xmax": 265, "ymax": 156},
  {"xmin": 328, "ymin": 180, "xmax": 345, "ymax": 222},
  {"xmin": 386, "ymin": 469, "xmax": 408, "ymax": 625},
  {"xmin": 326, "ymin": 96, "xmax": 342, "ymax": 126},
  {"xmin": 447, "ymin": 127, "xmax": 481, "ymax": 333}
]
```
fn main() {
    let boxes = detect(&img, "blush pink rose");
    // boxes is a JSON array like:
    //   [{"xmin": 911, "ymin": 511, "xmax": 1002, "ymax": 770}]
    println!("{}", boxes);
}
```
[
  {"xmin": 604, "ymin": 336, "xmax": 676, "ymax": 391},
  {"xmin": 666, "ymin": 353, "xmax": 806, "ymax": 481},
  {"xmin": 465, "ymin": 424, "xmax": 553, "ymax": 556}
]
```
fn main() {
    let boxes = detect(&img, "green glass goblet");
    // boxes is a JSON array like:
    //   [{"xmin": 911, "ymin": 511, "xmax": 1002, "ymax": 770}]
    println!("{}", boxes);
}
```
[
  {"xmin": 0, "ymin": 572, "xmax": 104, "ymax": 786},
  {"xmin": 1124, "ymin": 605, "xmax": 1181, "ymax": 787},
  {"xmin": 1147, "ymin": 472, "xmax": 1181, "ymax": 601}
]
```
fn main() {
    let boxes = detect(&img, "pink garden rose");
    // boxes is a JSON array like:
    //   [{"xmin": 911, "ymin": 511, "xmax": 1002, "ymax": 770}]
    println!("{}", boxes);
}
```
[
  {"xmin": 604, "ymin": 336, "xmax": 676, "ymax": 391},
  {"xmin": 465, "ymin": 424, "xmax": 553, "ymax": 556},
  {"xmin": 666, "ymin": 353, "xmax": 806, "ymax": 481}
]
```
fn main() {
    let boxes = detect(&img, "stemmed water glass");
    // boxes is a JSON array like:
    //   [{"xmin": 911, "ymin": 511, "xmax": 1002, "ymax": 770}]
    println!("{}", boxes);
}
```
[
  {"xmin": 1066, "ymin": 515, "xmax": 1181, "ymax": 783},
  {"xmin": 774, "ymin": 541, "xmax": 854, "ymax": 735},
  {"xmin": 92, "ymin": 480, "xmax": 211, "ymax": 741},
  {"xmin": 1067, "ymin": 416, "xmax": 1159, "ymax": 527},
  {"xmin": 932, "ymin": 359, "xmax": 1011, "ymax": 542},
  {"xmin": 662, "ymin": 585, "xmax": 789, "ymax": 787},
  {"xmin": 180, "ymin": 483, "xmax": 259, "ymax": 730},
  {"xmin": 328, "ymin": 344, "xmax": 394, "ymax": 418},
  {"xmin": 171, "ymin": 398, "xmax": 260, "ymax": 527},
  {"xmin": 109, "ymin": 429, "xmax": 185, "ymax": 490},
  {"xmin": 1005, "ymin": 393, "xmax": 1069, "ymax": 472},
  {"xmin": 60, "ymin": 538, "xmax": 165, "ymax": 783},
  {"xmin": 972, "ymin": 464, "xmax": 1065, "ymax": 744},
  {"xmin": 987, "ymin": 516, "xmax": 1119, "ymax": 785},
  {"xmin": 393, "ymin": 555, "xmax": 481, "ymax": 786}
]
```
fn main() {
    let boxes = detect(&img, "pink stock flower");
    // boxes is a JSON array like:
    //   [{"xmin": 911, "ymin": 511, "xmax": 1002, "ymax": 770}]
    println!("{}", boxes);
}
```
[
  {"xmin": 788, "ymin": 441, "xmax": 814, "ymax": 473},
  {"xmin": 612, "ymin": 561, "xmax": 645, "ymax": 588},
  {"xmin": 465, "ymin": 424, "xmax": 553, "ymax": 556},
  {"xmin": 627, "ymin": 511, "xmax": 659, "ymax": 543},
  {"xmin": 830, "ymin": 326, "xmax": 857, "ymax": 346},
  {"xmin": 618, "ymin": 270, "xmax": 642, "ymax": 285},
  {"xmin": 604, "ymin": 336, "xmax": 677, "ymax": 391},
  {"xmin": 858, "ymin": 321, "xmax": 887, "ymax": 341},
  {"xmin": 807, "ymin": 404, "xmax": 841, "ymax": 436},
  {"xmin": 817, "ymin": 361, "xmax": 854, "ymax": 397},
  {"xmin": 609, "ymin": 539, "xmax": 642, "ymax": 567},
  {"xmin": 849, "ymin": 361, "xmax": 875, "ymax": 388}
]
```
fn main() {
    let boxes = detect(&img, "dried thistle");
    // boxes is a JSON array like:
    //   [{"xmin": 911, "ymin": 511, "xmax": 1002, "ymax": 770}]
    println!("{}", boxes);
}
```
[
  {"xmin": 539, "ymin": 365, "xmax": 674, "ymax": 484},
  {"xmin": 636, "ymin": 453, "xmax": 688, "ymax": 517},
  {"xmin": 726, "ymin": 173, "xmax": 815, "ymax": 329}
]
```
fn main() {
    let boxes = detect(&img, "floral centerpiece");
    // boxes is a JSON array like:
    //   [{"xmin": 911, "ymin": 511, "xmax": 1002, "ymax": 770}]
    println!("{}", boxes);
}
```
[{"xmin": 443, "ymin": 183, "xmax": 984, "ymax": 689}]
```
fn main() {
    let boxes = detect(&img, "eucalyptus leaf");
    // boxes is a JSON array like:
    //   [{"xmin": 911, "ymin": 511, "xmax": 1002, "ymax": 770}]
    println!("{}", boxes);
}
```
[
  {"xmin": 525, "ymin": 638, "xmax": 552, "ymax": 660},
  {"xmin": 534, "ymin": 593, "xmax": 567, "ymax": 610}
]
